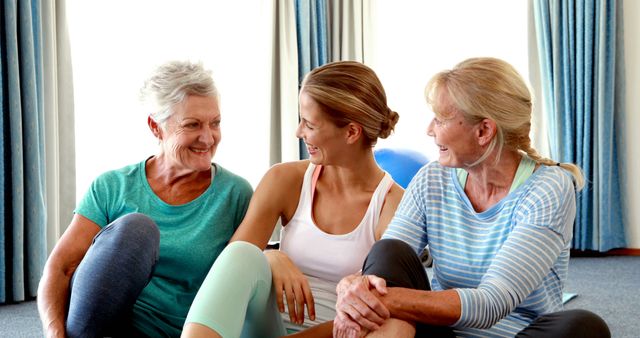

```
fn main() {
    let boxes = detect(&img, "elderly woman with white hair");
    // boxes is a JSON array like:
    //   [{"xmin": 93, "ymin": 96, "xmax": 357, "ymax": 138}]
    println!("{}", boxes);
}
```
[{"xmin": 37, "ymin": 60, "xmax": 253, "ymax": 338}]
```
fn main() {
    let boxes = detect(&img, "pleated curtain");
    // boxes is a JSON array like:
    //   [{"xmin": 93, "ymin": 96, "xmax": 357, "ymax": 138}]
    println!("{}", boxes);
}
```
[
  {"xmin": 533, "ymin": 0, "xmax": 626, "ymax": 251},
  {"xmin": 295, "ymin": 0, "xmax": 329, "ymax": 159},
  {"xmin": 269, "ymin": 0, "xmax": 300, "ymax": 165},
  {"xmin": 294, "ymin": 0, "xmax": 370, "ymax": 159},
  {"xmin": 1, "ymin": 0, "xmax": 47, "ymax": 303}
]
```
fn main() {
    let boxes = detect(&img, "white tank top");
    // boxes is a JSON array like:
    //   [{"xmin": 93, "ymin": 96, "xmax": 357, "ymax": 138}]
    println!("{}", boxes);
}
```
[{"xmin": 279, "ymin": 163, "xmax": 393, "ymax": 329}]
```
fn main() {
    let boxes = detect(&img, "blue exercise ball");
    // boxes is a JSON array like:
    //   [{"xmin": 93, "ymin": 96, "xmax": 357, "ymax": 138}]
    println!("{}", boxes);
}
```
[{"xmin": 374, "ymin": 148, "xmax": 430, "ymax": 189}]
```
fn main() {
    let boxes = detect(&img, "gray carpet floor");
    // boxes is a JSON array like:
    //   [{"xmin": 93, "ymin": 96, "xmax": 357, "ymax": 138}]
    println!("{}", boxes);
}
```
[
  {"xmin": 563, "ymin": 256, "xmax": 640, "ymax": 338},
  {"xmin": 1, "ymin": 255, "xmax": 638, "ymax": 337},
  {"xmin": 0, "ymin": 300, "xmax": 41, "ymax": 337}
]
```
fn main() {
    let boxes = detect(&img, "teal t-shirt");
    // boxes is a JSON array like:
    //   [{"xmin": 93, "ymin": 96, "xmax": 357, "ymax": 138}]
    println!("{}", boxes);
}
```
[{"xmin": 75, "ymin": 159, "xmax": 253, "ymax": 337}]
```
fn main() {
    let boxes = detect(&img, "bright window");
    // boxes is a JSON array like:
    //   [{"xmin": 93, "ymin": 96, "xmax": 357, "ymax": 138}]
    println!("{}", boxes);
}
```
[
  {"xmin": 67, "ymin": 0, "xmax": 272, "ymax": 200},
  {"xmin": 369, "ymin": 0, "xmax": 529, "ymax": 161},
  {"xmin": 67, "ymin": 1, "xmax": 528, "ymax": 201}
]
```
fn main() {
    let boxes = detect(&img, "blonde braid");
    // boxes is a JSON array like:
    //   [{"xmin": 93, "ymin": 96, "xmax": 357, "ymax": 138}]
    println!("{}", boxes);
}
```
[{"xmin": 520, "ymin": 141, "xmax": 585, "ymax": 190}]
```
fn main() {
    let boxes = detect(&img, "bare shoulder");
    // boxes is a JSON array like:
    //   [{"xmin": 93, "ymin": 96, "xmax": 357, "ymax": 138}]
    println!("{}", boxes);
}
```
[
  {"xmin": 253, "ymin": 160, "xmax": 310, "ymax": 227},
  {"xmin": 231, "ymin": 160, "xmax": 310, "ymax": 246},
  {"xmin": 252, "ymin": 160, "xmax": 310, "ymax": 207},
  {"xmin": 269, "ymin": 160, "xmax": 309, "ymax": 177},
  {"xmin": 260, "ymin": 160, "xmax": 309, "ymax": 190}
]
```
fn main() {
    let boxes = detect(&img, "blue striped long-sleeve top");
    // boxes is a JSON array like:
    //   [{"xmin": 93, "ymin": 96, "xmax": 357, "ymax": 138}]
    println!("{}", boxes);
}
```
[{"xmin": 383, "ymin": 161, "xmax": 576, "ymax": 337}]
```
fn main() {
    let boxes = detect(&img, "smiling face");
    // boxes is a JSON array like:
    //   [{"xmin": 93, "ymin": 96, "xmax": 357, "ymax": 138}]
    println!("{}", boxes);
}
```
[
  {"xmin": 157, "ymin": 94, "xmax": 221, "ymax": 172},
  {"xmin": 295, "ymin": 91, "xmax": 348, "ymax": 165},
  {"xmin": 426, "ymin": 93, "xmax": 483, "ymax": 168}
]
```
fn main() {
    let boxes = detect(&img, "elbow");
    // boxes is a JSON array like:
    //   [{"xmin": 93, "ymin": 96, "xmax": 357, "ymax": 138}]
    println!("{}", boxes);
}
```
[
  {"xmin": 465, "ymin": 305, "xmax": 510, "ymax": 329},
  {"xmin": 475, "ymin": 313, "xmax": 503, "ymax": 329},
  {"xmin": 457, "ymin": 288, "xmax": 517, "ymax": 329},
  {"xmin": 480, "ymin": 293, "xmax": 516, "ymax": 328},
  {"xmin": 40, "ymin": 254, "xmax": 78, "ymax": 292}
]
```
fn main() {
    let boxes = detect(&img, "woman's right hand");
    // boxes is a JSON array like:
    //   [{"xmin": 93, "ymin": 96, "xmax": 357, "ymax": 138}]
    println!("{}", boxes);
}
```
[
  {"xmin": 334, "ymin": 273, "xmax": 390, "ymax": 336},
  {"xmin": 43, "ymin": 324, "xmax": 65, "ymax": 338},
  {"xmin": 265, "ymin": 250, "xmax": 315, "ymax": 325}
]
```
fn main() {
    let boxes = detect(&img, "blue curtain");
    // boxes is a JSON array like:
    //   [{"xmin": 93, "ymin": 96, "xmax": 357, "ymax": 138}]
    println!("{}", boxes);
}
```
[
  {"xmin": 296, "ymin": 0, "xmax": 329, "ymax": 84},
  {"xmin": 295, "ymin": 0, "xmax": 329, "ymax": 159},
  {"xmin": 533, "ymin": 0, "xmax": 626, "ymax": 251},
  {"xmin": 1, "ymin": 0, "xmax": 47, "ymax": 303}
]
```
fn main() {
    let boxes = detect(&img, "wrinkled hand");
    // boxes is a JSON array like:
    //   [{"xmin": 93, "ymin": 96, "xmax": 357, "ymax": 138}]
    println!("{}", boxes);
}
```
[
  {"xmin": 333, "ymin": 309, "xmax": 370, "ymax": 338},
  {"xmin": 334, "ymin": 273, "xmax": 390, "ymax": 337},
  {"xmin": 265, "ymin": 250, "xmax": 315, "ymax": 325}
]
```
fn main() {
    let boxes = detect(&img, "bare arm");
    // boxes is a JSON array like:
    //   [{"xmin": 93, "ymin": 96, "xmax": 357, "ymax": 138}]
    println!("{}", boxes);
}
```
[
  {"xmin": 231, "ymin": 162, "xmax": 316, "ymax": 322},
  {"xmin": 230, "ymin": 161, "xmax": 306, "ymax": 249},
  {"xmin": 265, "ymin": 250, "xmax": 315, "ymax": 324},
  {"xmin": 37, "ymin": 214, "xmax": 101, "ymax": 338},
  {"xmin": 380, "ymin": 287, "xmax": 460, "ymax": 325}
]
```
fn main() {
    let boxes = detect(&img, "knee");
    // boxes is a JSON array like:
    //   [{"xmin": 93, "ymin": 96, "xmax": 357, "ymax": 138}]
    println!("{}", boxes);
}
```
[
  {"xmin": 214, "ymin": 241, "xmax": 270, "ymax": 281},
  {"xmin": 565, "ymin": 309, "xmax": 611, "ymax": 338},
  {"xmin": 368, "ymin": 238, "xmax": 417, "ymax": 265},
  {"xmin": 117, "ymin": 212, "xmax": 159, "ymax": 237},
  {"xmin": 363, "ymin": 239, "xmax": 428, "ymax": 289},
  {"xmin": 98, "ymin": 213, "xmax": 160, "ymax": 256},
  {"xmin": 109, "ymin": 213, "xmax": 158, "ymax": 241},
  {"xmin": 225, "ymin": 241, "xmax": 264, "ymax": 258}
]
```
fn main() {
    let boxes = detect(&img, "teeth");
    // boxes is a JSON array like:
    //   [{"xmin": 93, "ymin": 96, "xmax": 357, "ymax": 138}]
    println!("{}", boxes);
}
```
[{"xmin": 193, "ymin": 148, "xmax": 208, "ymax": 153}]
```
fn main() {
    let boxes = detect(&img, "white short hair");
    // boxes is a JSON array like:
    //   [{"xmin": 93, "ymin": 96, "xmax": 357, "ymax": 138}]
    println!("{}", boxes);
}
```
[{"xmin": 140, "ymin": 60, "xmax": 219, "ymax": 126}]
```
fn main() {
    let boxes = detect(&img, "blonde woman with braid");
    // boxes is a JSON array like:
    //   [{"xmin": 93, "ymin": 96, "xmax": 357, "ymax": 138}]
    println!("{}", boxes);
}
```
[
  {"xmin": 333, "ymin": 57, "xmax": 611, "ymax": 338},
  {"xmin": 182, "ymin": 61, "xmax": 403, "ymax": 338}
]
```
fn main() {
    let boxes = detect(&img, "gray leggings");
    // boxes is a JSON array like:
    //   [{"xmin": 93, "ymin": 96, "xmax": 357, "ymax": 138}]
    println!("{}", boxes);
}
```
[
  {"xmin": 66, "ymin": 213, "xmax": 160, "ymax": 338},
  {"xmin": 363, "ymin": 239, "xmax": 611, "ymax": 338}
]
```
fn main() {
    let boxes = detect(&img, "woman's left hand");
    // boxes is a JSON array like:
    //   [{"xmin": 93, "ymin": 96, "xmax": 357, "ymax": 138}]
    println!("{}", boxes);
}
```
[
  {"xmin": 334, "ymin": 273, "xmax": 390, "ymax": 334},
  {"xmin": 333, "ymin": 308, "xmax": 368, "ymax": 338},
  {"xmin": 265, "ymin": 250, "xmax": 315, "ymax": 325}
]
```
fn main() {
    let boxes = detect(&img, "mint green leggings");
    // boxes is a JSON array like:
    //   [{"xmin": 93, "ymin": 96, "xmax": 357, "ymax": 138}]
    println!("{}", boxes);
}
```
[{"xmin": 185, "ymin": 241, "xmax": 287, "ymax": 338}]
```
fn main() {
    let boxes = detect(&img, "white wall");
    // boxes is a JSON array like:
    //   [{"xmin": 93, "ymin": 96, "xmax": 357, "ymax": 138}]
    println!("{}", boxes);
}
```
[{"xmin": 623, "ymin": 0, "xmax": 639, "ymax": 248}]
